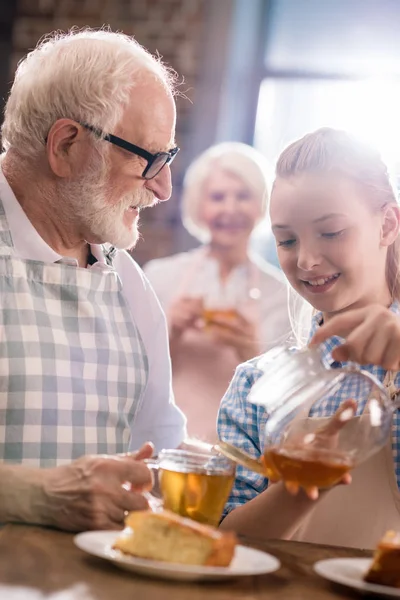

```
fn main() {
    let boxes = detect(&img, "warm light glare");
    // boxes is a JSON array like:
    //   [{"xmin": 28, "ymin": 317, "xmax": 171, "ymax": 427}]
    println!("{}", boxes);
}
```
[
  {"xmin": 319, "ymin": 79, "xmax": 400, "ymax": 169},
  {"xmin": 255, "ymin": 77, "xmax": 400, "ymax": 175}
]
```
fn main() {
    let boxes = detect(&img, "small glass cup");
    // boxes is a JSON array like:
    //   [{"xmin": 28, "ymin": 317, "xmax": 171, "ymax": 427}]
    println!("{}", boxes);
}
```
[
  {"xmin": 203, "ymin": 306, "xmax": 240, "ymax": 331},
  {"xmin": 202, "ymin": 284, "xmax": 241, "ymax": 332},
  {"xmin": 144, "ymin": 449, "xmax": 236, "ymax": 527}
]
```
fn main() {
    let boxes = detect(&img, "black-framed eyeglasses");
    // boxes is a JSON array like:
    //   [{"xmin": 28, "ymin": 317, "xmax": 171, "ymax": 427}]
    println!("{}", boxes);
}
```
[{"xmin": 80, "ymin": 123, "xmax": 179, "ymax": 180}]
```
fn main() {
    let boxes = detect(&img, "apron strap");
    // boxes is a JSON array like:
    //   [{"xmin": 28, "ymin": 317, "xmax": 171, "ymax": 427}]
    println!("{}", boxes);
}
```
[
  {"xmin": 383, "ymin": 370, "xmax": 400, "ymax": 401},
  {"xmin": 364, "ymin": 370, "xmax": 399, "ymax": 411}
]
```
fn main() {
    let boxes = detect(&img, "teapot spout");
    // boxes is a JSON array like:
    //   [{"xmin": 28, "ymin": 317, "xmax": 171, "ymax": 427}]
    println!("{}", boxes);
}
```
[{"xmin": 214, "ymin": 441, "xmax": 266, "ymax": 475}]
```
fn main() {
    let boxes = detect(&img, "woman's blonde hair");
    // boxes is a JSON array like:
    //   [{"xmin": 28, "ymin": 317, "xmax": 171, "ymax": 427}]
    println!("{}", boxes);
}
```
[
  {"xmin": 274, "ymin": 127, "xmax": 400, "ymax": 344},
  {"xmin": 182, "ymin": 142, "xmax": 271, "ymax": 242}
]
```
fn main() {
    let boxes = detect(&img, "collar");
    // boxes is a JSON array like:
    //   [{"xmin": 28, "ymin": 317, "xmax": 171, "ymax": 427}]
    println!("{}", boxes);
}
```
[
  {"xmin": 310, "ymin": 300, "xmax": 400, "ymax": 369},
  {"xmin": 0, "ymin": 165, "xmax": 112, "ymax": 267}
]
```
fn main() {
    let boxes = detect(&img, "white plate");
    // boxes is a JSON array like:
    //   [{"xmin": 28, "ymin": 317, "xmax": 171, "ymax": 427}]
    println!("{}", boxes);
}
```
[
  {"xmin": 74, "ymin": 530, "xmax": 281, "ymax": 582},
  {"xmin": 314, "ymin": 557, "xmax": 400, "ymax": 598}
]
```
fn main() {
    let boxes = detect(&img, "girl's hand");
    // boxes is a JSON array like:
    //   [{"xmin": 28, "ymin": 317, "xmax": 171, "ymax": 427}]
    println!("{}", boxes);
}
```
[
  {"xmin": 285, "ymin": 472, "xmax": 352, "ymax": 501},
  {"xmin": 207, "ymin": 312, "xmax": 260, "ymax": 362},
  {"xmin": 271, "ymin": 400, "xmax": 356, "ymax": 500},
  {"xmin": 310, "ymin": 304, "xmax": 400, "ymax": 370}
]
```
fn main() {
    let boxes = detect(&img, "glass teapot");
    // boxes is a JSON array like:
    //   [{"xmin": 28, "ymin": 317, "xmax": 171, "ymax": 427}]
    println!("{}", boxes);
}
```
[{"xmin": 217, "ymin": 344, "xmax": 398, "ymax": 490}]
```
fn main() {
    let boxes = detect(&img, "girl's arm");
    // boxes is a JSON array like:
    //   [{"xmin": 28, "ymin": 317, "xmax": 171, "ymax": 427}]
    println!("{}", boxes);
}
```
[
  {"xmin": 217, "ymin": 359, "xmax": 351, "ymax": 539},
  {"xmin": 217, "ymin": 361, "xmax": 319, "ymax": 538},
  {"xmin": 220, "ymin": 481, "xmax": 322, "ymax": 539}
]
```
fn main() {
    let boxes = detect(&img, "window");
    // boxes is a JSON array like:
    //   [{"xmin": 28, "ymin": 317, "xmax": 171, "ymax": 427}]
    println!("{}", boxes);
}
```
[
  {"xmin": 251, "ymin": 0, "xmax": 400, "ymax": 265},
  {"xmin": 255, "ymin": 78, "xmax": 400, "ymax": 175}
]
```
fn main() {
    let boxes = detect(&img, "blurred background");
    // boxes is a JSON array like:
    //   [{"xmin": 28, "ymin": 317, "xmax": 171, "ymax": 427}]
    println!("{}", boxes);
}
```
[{"xmin": 1, "ymin": 0, "xmax": 400, "ymax": 267}]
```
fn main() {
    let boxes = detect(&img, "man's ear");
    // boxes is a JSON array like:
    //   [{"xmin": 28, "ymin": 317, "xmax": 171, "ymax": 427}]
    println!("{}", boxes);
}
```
[
  {"xmin": 46, "ymin": 119, "xmax": 84, "ymax": 178},
  {"xmin": 381, "ymin": 204, "xmax": 400, "ymax": 247}
]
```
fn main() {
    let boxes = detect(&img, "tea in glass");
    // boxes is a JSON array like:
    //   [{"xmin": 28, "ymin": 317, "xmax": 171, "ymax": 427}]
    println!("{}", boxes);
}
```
[
  {"xmin": 203, "ymin": 308, "xmax": 239, "ymax": 331},
  {"xmin": 159, "ymin": 467, "xmax": 235, "ymax": 527},
  {"xmin": 146, "ymin": 449, "xmax": 236, "ymax": 527}
]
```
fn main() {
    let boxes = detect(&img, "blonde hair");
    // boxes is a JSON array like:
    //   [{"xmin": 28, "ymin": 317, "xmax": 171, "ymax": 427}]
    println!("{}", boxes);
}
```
[
  {"xmin": 275, "ymin": 127, "xmax": 400, "ymax": 344},
  {"xmin": 2, "ymin": 28, "xmax": 177, "ymax": 160},
  {"xmin": 182, "ymin": 142, "xmax": 271, "ymax": 242}
]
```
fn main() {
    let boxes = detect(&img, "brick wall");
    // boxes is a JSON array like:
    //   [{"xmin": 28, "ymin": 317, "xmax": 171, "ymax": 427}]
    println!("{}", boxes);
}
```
[{"xmin": 11, "ymin": 0, "xmax": 208, "ymax": 264}]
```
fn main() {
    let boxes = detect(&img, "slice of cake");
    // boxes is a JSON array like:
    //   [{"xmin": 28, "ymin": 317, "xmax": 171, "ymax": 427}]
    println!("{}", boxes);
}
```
[
  {"xmin": 113, "ymin": 509, "xmax": 237, "ymax": 567},
  {"xmin": 364, "ymin": 530, "xmax": 400, "ymax": 587}
]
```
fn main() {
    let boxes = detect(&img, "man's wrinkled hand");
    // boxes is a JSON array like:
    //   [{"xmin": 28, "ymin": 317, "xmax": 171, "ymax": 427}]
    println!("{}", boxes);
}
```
[{"xmin": 42, "ymin": 442, "xmax": 154, "ymax": 532}]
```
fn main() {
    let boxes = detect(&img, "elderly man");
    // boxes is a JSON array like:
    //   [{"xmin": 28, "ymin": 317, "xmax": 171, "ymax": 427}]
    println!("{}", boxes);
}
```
[{"xmin": 0, "ymin": 28, "xmax": 187, "ymax": 531}]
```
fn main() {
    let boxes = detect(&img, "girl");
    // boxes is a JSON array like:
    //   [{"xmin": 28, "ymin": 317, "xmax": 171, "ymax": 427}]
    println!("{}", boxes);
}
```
[
  {"xmin": 218, "ymin": 127, "xmax": 400, "ymax": 549},
  {"xmin": 144, "ymin": 143, "xmax": 290, "ymax": 443}
]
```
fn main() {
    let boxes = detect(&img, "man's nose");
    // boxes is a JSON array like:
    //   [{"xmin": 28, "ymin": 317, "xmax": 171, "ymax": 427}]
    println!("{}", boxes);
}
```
[{"xmin": 145, "ymin": 164, "xmax": 172, "ymax": 202}]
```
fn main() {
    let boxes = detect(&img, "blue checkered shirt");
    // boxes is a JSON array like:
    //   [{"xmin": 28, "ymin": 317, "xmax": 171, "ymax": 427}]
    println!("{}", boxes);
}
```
[{"xmin": 217, "ymin": 302, "xmax": 400, "ymax": 518}]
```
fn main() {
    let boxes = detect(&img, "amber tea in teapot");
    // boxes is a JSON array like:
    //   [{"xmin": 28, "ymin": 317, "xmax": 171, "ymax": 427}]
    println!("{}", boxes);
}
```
[{"xmin": 217, "ymin": 345, "xmax": 395, "ymax": 490}]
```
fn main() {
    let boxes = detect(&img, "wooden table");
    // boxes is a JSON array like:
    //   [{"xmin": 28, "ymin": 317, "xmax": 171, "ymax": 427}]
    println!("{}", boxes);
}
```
[{"xmin": 0, "ymin": 524, "xmax": 372, "ymax": 599}]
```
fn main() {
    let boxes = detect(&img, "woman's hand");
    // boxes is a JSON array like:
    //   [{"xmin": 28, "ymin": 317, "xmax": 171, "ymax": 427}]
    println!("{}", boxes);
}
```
[
  {"xmin": 167, "ymin": 296, "xmax": 204, "ymax": 341},
  {"xmin": 310, "ymin": 304, "xmax": 400, "ymax": 369},
  {"xmin": 207, "ymin": 312, "xmax": 260, "ymax": 361}
]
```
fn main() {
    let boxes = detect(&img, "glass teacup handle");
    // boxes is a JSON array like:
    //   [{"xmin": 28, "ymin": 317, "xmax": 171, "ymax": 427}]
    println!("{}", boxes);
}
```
[
  {"xmin": 141, "ymin": 458, "xmax": 164, "ymax": 512},
  {"xmin": 214, "ymin": 441, "xmax": 266, "ymax": 475}
]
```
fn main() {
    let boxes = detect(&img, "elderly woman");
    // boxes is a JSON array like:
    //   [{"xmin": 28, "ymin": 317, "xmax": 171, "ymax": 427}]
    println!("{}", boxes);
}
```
[{"xmin": 144, "ymin": 143, "xmax": 290, "ymax": 443}]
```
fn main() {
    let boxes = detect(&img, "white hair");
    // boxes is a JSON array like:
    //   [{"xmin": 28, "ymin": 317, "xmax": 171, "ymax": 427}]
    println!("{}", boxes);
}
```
[
  {"xmin": 2, "ymin": 27, "xmax": 177, "ymax": 159},
  {"xmin": 181, "ymin": 142, "xmax": 272, "ymax": 242}
]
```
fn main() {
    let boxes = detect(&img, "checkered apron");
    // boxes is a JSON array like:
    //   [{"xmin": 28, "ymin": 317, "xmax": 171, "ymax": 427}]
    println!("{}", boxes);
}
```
[{"xmin": 0, "ymin": 199, "xmax": 148, "ymax": 466}]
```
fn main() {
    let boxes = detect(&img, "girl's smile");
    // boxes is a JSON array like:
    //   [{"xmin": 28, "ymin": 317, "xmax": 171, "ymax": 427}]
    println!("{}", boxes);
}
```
[
  {"xmin": 270, "ymin": 172, "xmax": 391, "ymax": 318},
  {"xmin": 301, "ymin": 273, "xmax": 341, "ymax": 294}
]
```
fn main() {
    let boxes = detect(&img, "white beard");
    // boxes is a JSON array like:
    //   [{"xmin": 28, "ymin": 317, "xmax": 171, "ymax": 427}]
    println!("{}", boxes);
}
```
[
  {"xmin": 57, "ymin": 152, "xmax": 155, "ymax": 250},
  {"xmin": 85, "ymin": 186, "xmax": 153, "ymax": 250}
]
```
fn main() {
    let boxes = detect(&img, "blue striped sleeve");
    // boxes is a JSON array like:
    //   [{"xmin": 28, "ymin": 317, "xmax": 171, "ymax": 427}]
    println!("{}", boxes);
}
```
[{"xmin": 217, "ymin": 359, "xmax": 270, "ymax": 517}]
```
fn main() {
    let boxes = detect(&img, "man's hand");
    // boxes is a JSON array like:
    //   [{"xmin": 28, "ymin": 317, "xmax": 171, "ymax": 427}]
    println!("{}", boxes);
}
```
[
  {"xmin": 41, "ymin": 443, "xmax": 154, "ymax": 532},
  {"xmin": 207, "ymin": 312, "xmax": 260, "ymax": 362},
  {"xmin": 310, "ymin": 304, "xmax": 400, "ymax": 369}
]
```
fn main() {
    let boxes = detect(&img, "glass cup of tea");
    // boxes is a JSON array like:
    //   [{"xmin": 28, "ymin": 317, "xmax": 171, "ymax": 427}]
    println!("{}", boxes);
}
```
[
  {"xmin": 217, "ymin": 344, "xmax": 397, "ymax": 491},
  {"xmin": 203, "ymin": 306, "xmax": 240, "ymax": 331},
  {"xmin": 143, "ymin": 449, "xmax": 236, "ymax": 527},
  {"xmin": 201, "ymin": 284, "xmax": 242, "ymax": 333}
]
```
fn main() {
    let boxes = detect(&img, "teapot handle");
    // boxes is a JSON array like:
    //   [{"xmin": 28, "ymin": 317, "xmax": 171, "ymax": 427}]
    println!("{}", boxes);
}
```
[{"xmin": 339, "ymin": 365, "xmax": 392, "ymax": 406}]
